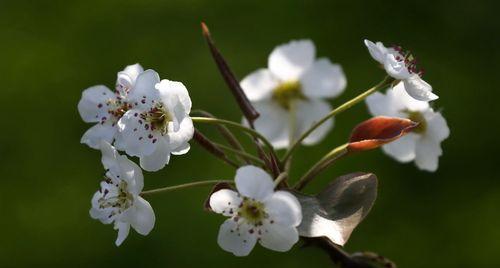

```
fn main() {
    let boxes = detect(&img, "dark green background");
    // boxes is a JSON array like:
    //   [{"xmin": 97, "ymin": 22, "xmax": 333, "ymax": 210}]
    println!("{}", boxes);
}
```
[{"xmin": 1, "ymin": 0, "xmax": 498, "ymax": 267}]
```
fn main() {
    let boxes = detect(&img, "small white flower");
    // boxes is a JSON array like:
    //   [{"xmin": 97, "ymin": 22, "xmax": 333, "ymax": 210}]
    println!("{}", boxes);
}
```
[
  {"xmin": 78, "ymin": 64, "xmax": 144, "ymax": 149},
  {"xmin": 117, "ymin": 69, "xmax": 194, "ymax": 172},
  {"xmin": 90, "ymin": 141, "xmax": 155, "ymax": 246},
  {"xmin": 364, "ymin": 39, "xmax": 438, "ymax": 102},
  {"xmin": 241, "ymin": 39, "xmax": 347, "ymax": 149},
  {"xmin": 209, "ymin": 165, "xmax": 302, "ymax": 256},
  {"xmin": 366, "ymin": 84, "xmax": 450, "ymax": 171}
]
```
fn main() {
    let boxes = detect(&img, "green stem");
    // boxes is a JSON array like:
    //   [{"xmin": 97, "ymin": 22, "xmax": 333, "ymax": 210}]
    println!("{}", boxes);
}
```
[
  {"xmin": 213, "ymin": 142, "xmax": 265, "ymax": 165},
  {"xmin": 294, "ymin": 144, "xmax": 349, "ymax": 190},
  {"xmin": 282, "ymin": 76, "xmax": 394, "ymax": 163},
  {"xmin": 192, "ymin": 116, "xmax": 277, "ymax": 161},
  {"xmin": 141, "ymin": 180, "xmax": 234, "ymax": 196},
  {"xmin": 274, "ymin": 172, "xmax": 289, "ymax": 188},
  {"xmin": 192, "ymin": 110, "xmax": 251, "ymax": 164}
]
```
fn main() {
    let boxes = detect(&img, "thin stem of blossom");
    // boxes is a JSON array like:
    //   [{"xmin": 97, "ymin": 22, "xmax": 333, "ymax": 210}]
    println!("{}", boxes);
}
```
[
  {"xmin": 274, "ymin": 172, "xmax": 288, "ymax": 188},
  {"xmin": 294, "ymin": 144, "xmax": 349, "ymax": 190},
  {"xmin": 282, "ymin": 76, "xmax": 395, "ymax": 163},
  {"xmin": 213, "ymin": 142, "xmax": 266, "ymax": 166},
  {"xmin": 191, "ymin": 109, "xmax": 251, "ymax": 164},
  {"xmin": 141, "ymin": 180, "xmax": 234, "ymax": 196},
  {"xmin": 191, "ymin": 116, "xmax": 277, "ymax": 162},
  {"xmin": 193, "ymin": 130, "xmax": 240, "ymax": 168}
]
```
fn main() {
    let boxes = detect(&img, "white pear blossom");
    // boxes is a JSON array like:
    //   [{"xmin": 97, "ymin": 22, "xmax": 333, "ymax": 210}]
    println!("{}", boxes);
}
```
[
  {"xmin": 241, "ymin": 39, "xmax": 347, "ymax": 149},
  {"xmin": 366, "ymin": 84, "xmax": 449, "ymax": 171},
  {"xmin": 117, "ymin": 69, "xmax": 194, "ymax": 172},
  {"xmin": 364, "ymin": 39, "xmax": 438, "ymax": 102},
  {"xmin": 210, "ymin": 165, "xmax": 302, "ymax": 256},
  {"xmin": 90, "ymin": 141, "xmax": 155, "ymax": 246},
  {"xmin": 78, "ymin": 64, "xmax": 144, "ymax": 149}
]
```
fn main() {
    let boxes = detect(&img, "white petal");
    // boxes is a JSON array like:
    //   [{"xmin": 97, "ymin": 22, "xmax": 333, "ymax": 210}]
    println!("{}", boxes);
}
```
[
  {"xmin": 391, "ymin": 82, "xmax": 430, "ymax": 112},
  {"xmin": 294, "ymin": 100, "xmax": 333, "ymax": 146},
  {"xmin": 264, "ymin": 191, "xmax": 302, "ymax": 227},
  {"xmin": 235, "ymin": 165, "xmax": 274, "ymax": 201},
  {"xmin": 81, "ymin": 123, "xmax": 117, "ymax": 149},
  {"xmin": 240, "ymin": 69, "xmax": 279, "ymax": 101},
  {"xmin": 171, "ymin": 142, "xmax": 190, "ymax": 155},
  {"xmin": 113, "ymin": 131, "xmax": 126, "ymax": 151},
  {"xmin": 127, "ymin": 69, "xmax": 160, "ymax": 108},
  {"xmin": 382, "ymin": 133, "xmax": 418, "ymax": 163},
  {"xmin": 414, "ymin": 138, "xmax": 442, "ymax": 172},
  {"xmin": 114, "ymin": 221, "xmax": 130, "ymax": 246},
  {"xmin": 403, "ymin": 75, "xmax": 438, "ymax": 102},
  {"xmin": 300, "ymin": 58, "xmax": 347, "ymax": 99},
  {"xmin": 117, "ymin": 109, "xmax": 159, "ymax": 157},
  {"xmin": 384, "ymin": 54, "xmax": 411, "ymax": 80},
  {"xmin": 209, "ymin": 189, "xmax": 242, "ymax": 216},
  {"xmin": 78, "ymin": 85, "xmax": 114, "ymax": 123},
  {"xmin": 139, "ymin": 139, "xmax": 171, "ymax": 172},
  {"xmin": 156, "ymin": 79, "xmax": 192, "ymax": 113},
  {"xmin": 117, "ymin": 155, "xmax": 144, "ymax": 194},
  {"xmin": 424, "ymin": 110, "xmax": 450, "ymax": 143},
  {"xmin": 259, "ymin": 223, "xmax": 299, "ymax": 252},
  {"xmin": 366, "ymin": 91, "xmax": 398, "ymax": 117},
  {"xmin": 165, "ymin": 116, "xmax": 194, "ymax": 151},
  {"xmin": 100, "ymin": 140, "xmax": 119, "ymax": 170},
  {"xmin": 364, "ymin": 39, "xmax": 388, "ymax": 64},
  {"xmin": 268, "ymin": 39, "xmax": 316, "ymax": 81},
  {"xmin": 117, "ymin": 63, "xmax": 143, "ymax": 88},
  {"xmin": 125, "ymin": 196, "xmax": 155, "ymax": 236},
  {"xmin": 217, "ymin": 219, "xmax": 257, "ymax": 256},
  {"xmin": 251, "ymin": 101, "xmax": 290, "ymax": 149}
]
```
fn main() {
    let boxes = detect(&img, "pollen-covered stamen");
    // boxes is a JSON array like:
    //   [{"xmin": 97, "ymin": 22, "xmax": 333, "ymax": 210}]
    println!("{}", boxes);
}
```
[
  {"xmin": 272, "ymin": 80, "xmax": 306, "ymax": 110},
  {"xmin": 392, "ymin": 45, "xmax": 425, "ymax": 77},
  {"xmin": 140, "ymin": 102, "xmax": 172, "ymax": 135},
  {"xmin": 107, "ymin": 98, "xmax": 133, "ymax": 119},
  {"xmin": 237, "ymin": 197, "xmax": 268, "ymax": 225},
  {"xmin": 404, "ymin": 110, "xmax": 427, "ymax": 134},
  {"xmin": 98, "ymin": 179, "xmax": 134, "ymax": 216}
]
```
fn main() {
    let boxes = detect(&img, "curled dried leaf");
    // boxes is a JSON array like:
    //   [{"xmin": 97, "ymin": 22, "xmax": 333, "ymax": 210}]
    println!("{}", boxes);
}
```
[
  {"xmin": 294, "ymin": 172, "xmax": 378, "ymax": 246},
  {"xmin": 348, "ymin": 116, "xmax": 418, "ymax": 152}
]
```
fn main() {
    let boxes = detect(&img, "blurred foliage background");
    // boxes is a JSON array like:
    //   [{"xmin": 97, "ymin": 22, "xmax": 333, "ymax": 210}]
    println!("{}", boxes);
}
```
[{"xmin": 0, "ymin": 0, "xmax": 499, "ymax": 267}]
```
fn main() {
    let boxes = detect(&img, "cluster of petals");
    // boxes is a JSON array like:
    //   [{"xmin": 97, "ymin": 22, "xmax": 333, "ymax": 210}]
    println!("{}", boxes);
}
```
[
  {"xmin": 210, "ymin": 166, "xmax": 302, "ymax": 256},
  {"xmin": 78, "ymin": 64, "xmax": 143, "ymax": 149},
  {"xmin": 366, "ymin": 84, "xmax": 449, "ymax": 171},
  {"xmin": 240, "ymin": 40, "xmax": 347, "ymax": 149},
  {"xmin": 90, "ymin": 141, "xmax": 155, "ymax": 246},
  {"xmin": 78, "ymin": 65, "xmax": 194, "ymax": 171},
  {"xmin": 364, "ymin": 39, "xmax": 438, "ymax": 102}
]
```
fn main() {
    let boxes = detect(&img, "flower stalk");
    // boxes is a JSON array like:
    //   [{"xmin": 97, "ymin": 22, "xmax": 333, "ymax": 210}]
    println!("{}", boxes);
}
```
[
  {"xmin": 282, "ymin": 76, "xmax": 395, "ymax": 163},
  {"xmin": 294, "ymin": 144, "xmax": 349, "ymax": 190},
  {"xmin": 193, "ymin": 129, "xmax": 240, "ymax": 168},
  {"xmin": 141, "ymin": 180, "xmax": 234, "ymax": 196}
]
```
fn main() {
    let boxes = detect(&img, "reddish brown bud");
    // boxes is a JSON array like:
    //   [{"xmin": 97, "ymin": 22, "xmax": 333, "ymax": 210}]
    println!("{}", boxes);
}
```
[{"xmin": 348, "ymin": 116, "xmax": 418, "ymax": 152}]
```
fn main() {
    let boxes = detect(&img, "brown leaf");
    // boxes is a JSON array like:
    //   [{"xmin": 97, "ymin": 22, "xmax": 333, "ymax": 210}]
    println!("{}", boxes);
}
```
[
  {"xmin": 348, "ymin": 116, "xmax": 418, "ymax": 152},
  {"xmin": 201, "ymin": 22, "xmax": 259, "ymax": 122}
]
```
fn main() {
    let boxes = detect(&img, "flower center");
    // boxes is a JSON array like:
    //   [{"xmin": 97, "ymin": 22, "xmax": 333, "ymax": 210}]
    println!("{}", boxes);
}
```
[
  {"xmin": 238, "ymin": 198, "xmax": 267, "ymax": 225},
  {"xmin": 272, "ymin": 80, "xmax": 305, "ymax": 110},
  {"xmin": 392, "ymin": 45, "xmax": 425, "ymax": 77},
  {"xmin": 405, "ymin": 110, "xmax": 427, "ymax": 134},
  {"xmin": 98, "ymin": 180, "xmax": 134, "ymax": 214},
  {"xmin": 141, "ymin": 102, "xmax": 172, "ymax": 135},
  {"xmin": 107, "ymin": 99, "xmax": 132, "ymax": 119}
]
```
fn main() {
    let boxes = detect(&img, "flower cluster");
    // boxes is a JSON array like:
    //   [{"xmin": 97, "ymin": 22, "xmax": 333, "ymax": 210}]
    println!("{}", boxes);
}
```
[{"xmin": 78, "ymin": 24, "xmax": 449, "ymax": 266}]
